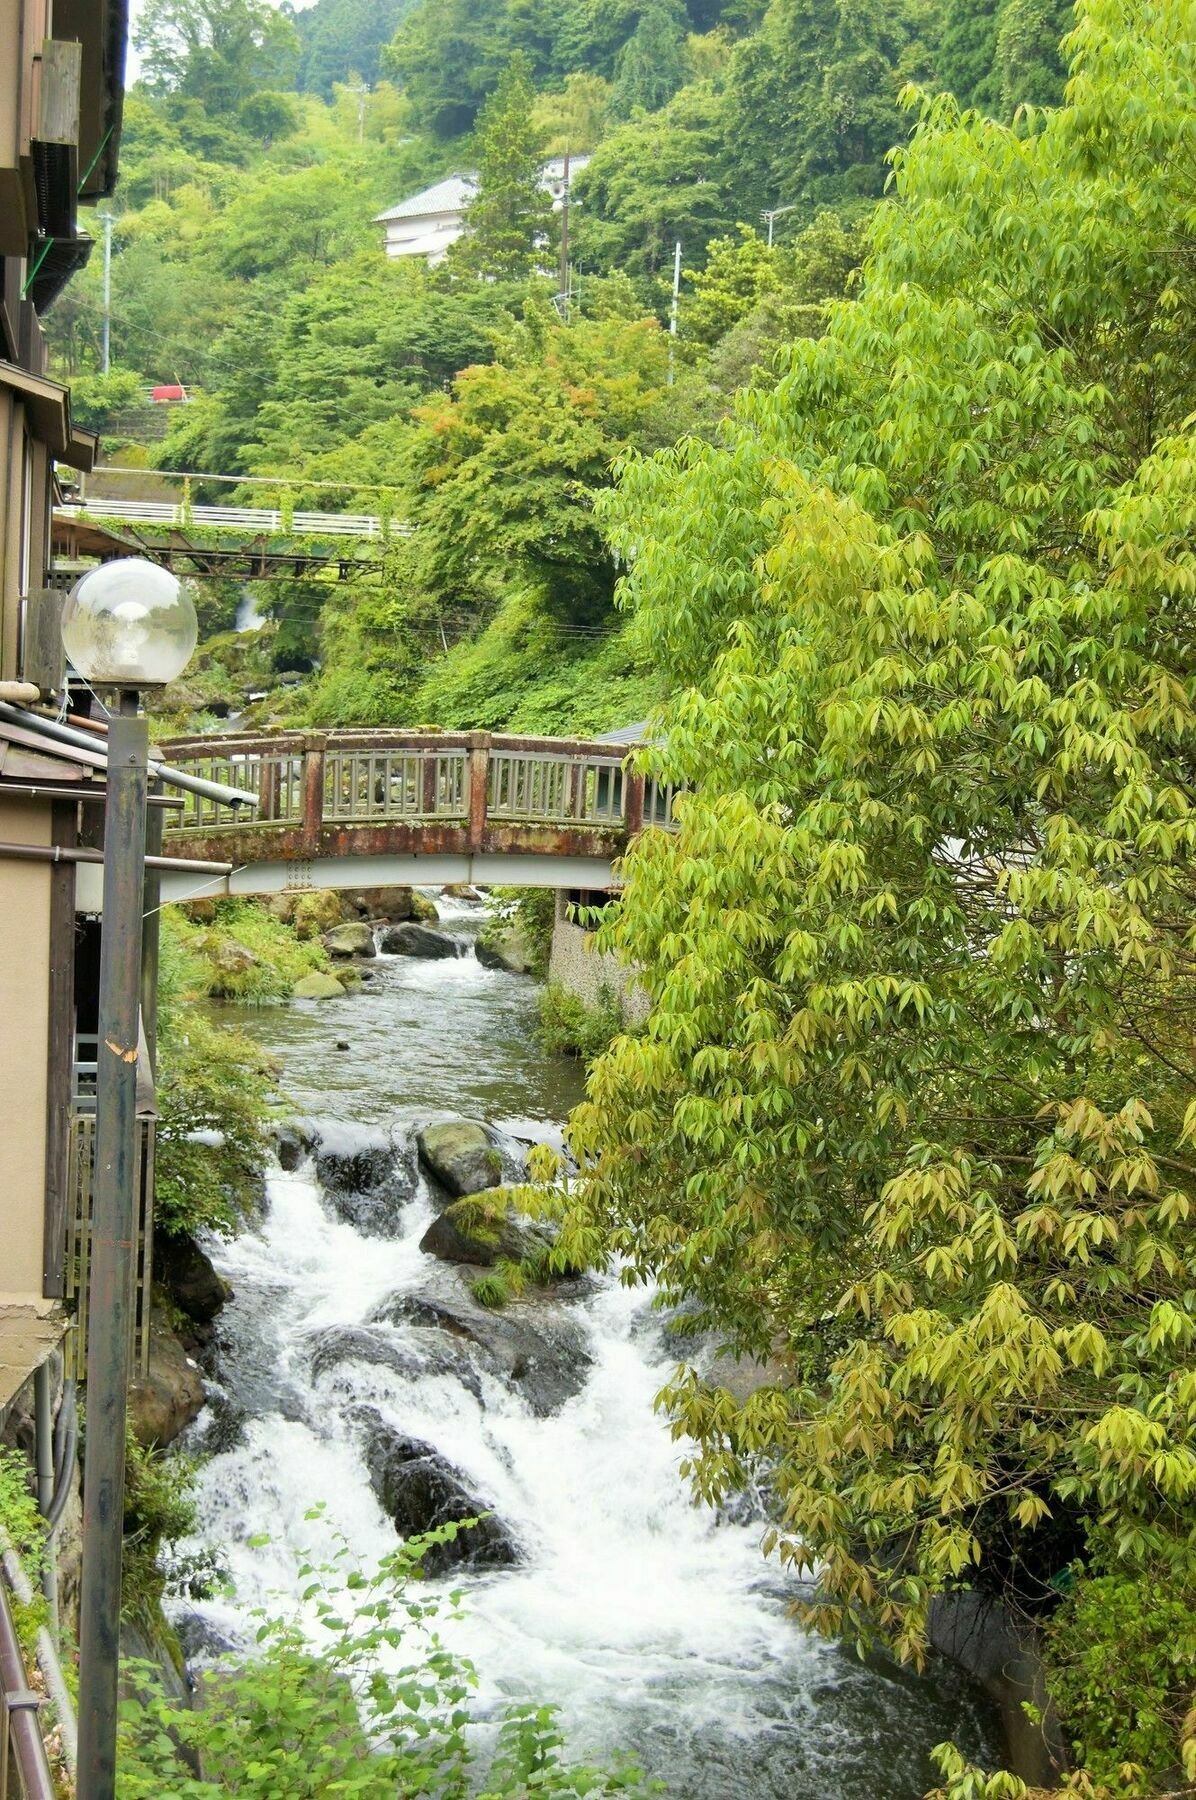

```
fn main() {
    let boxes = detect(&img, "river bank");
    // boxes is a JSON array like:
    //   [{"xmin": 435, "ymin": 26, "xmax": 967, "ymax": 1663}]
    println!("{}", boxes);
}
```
[{"xmin": 167, "ymin": 893, "xmax": 1001, "ymax": 1798}]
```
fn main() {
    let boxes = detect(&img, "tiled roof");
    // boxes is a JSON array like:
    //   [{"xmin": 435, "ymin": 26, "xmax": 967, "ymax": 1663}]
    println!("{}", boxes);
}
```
[
  {"xmin": 376, "ymin": 156, "xmax": 593, "ymax": 226},
  {"xmin": 374, "ymin": 174, "xmax": 477, "ymax": 224}
]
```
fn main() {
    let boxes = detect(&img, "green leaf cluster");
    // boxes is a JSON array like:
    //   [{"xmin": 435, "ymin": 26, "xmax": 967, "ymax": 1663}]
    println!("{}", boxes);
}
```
[
  {"xmin": 117, "ymin": 1527, "xmax": 660, "ymax": 1800},
  {"xmin": 548, "ymin": 1, "xmax": 1196, "ymax": 1782}
]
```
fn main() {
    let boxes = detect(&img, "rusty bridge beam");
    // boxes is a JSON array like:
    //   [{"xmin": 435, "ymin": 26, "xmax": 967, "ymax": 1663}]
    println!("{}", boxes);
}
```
[
  {"xmin": 301, "ymin": 736, "xmax": 326, "ymax": 856},
  {"xmin": 467, "ymin": 734, "xmax": 490, "ymax": 852}
]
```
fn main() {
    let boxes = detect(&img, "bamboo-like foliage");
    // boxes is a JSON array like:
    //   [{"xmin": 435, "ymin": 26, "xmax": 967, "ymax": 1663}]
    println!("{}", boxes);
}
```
[{"xmin": 553, "ymin": 3, "xmax": 1196, "ymax": 1773}]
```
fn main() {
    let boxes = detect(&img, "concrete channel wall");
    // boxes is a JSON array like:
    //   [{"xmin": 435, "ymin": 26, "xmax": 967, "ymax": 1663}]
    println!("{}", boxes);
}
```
[{"xmin": 547, "ymin": 891, "xmax": 649, "ymax": 1026}]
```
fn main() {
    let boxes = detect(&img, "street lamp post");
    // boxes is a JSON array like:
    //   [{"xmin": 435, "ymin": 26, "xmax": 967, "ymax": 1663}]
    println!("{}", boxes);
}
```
[{"xmin": 61, "ymin": 559, "xmax": 197, "ymax": 1800}]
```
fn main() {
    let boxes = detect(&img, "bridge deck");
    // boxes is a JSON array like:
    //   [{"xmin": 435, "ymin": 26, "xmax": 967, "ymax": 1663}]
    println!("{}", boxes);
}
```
[
  {"xmin": 58, "ymin": 499, "xmax": 395, "ymax": 539},
  {"xmin": 158, "ymin": 730, "xmax": 678, "ymax": 901}
]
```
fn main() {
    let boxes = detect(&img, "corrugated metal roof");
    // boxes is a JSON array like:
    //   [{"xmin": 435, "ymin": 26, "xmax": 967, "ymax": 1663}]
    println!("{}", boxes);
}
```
[
  {"xmin": 376, "ymin": 156, "xmax": 593, "ymax": 226},
  {"xmin": 374, "ymin": 174, "xmax": 477, "ymax": 224},
  {"xmin": 595, "ymin": 720, "xmax": 653, "ymax": 746}
]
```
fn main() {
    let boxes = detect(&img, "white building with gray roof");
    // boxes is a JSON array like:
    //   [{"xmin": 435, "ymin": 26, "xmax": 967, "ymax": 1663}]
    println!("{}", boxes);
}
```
[{"xmin": 374, "ymin": 156, "xmax": 591, "ymax": 266}]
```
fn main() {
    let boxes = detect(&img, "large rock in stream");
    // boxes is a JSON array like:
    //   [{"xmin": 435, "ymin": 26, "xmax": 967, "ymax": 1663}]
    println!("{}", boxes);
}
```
[
  {"xmin": 322, "ymin": 922, "xmax": 377, "ymax": 959},
  {"xmin": 307, "ymin": 1324, "xmax": 485, "ymax": 1404},
  {"xmin": 315, "ymin": 1128, "xmax": 419, "ymax": 1237},
  {"xmin": 379, "ymin": 922, "xmax": 457, "ymax": 960},
  {"xmin": 355, "ymin": 1407, "xmax": 520, "ymax": 1573},
  {"xmin": 417, "ymin": 1121, "xmax": 525, "ymax": 1199},
  {"xmin": 371, "ymin": 1280, "xmax": 592, "ymax": 1417},
  {"xmin": 128, "ymin": 1316, "xmax": 205, "ymax": 1449},
  {"xmin": 420, "ymin": 1189, "xmax": 551, "ymax": 1268}
]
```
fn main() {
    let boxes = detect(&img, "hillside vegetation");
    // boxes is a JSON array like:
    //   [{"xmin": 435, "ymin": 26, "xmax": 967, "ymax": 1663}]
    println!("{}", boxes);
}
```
[
  {"xmin": 56, "ymin": 0, "xmax": 1068, "ymax": 735},
  {"xmin": 50, "ymin": 0, "xmax": 1196, "ymax": 1792}
]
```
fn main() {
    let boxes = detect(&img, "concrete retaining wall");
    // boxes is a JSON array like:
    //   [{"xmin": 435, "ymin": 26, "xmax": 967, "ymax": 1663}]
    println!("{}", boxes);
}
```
[{"xmin": 547, "ymin": 893, "xmax": 649, "ymax": 1025}]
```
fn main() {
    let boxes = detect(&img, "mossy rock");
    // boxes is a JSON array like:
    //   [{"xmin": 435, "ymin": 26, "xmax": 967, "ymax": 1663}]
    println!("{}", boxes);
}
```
[
  {"xmin": 417, "ymin": 1121, "xmax": 517, "ymax": 1196},
  {"xmin": 323, "ymin": 922, "xmax": 377, "ymax": 959},
  {"xmin": 410, "ymin": 890, "xmax": 440, "ymax": 922},
  {"xmin": 293, "ymin": 972, "xmax": 345, "ymax": 1000},
  {"xmin": 419, "ymin": 1190, "xmax": 546, "ymax": 1267}
]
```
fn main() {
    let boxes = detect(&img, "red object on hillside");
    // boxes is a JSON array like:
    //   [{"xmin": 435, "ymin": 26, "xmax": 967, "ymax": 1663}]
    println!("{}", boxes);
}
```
[{"xmin": 150, "ymin": 384, "xmax": 186, "ymax": 402}]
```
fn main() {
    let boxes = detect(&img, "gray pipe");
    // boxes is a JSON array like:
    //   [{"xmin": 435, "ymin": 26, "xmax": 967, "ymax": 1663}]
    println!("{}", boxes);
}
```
[
  {"xmin": 0, "ymin": 702, "xmax": 259, "ymax": 809},
  {"xmin": 33, "ymin": 1365, "xmax": 57, "ymax": 1629},
  {"xmin": 1, "ymin": 1540, "xmax": 78, "ymax": 1776}
]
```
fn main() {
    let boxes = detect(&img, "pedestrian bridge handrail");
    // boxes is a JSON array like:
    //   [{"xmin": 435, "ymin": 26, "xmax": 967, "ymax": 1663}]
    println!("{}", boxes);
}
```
[
  {"xmin": 159, "ymin": 731, "xmax": 678, "ymax": 861},
  {"xmin": 57, "ymin": 500, "xmax": 400, "ymax": 540}
]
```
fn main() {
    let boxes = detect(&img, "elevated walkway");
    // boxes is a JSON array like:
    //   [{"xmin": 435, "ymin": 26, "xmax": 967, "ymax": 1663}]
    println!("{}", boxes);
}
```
[{"xmin": 157, "ymin": 730, "xmax": 679, "ymax": 901}]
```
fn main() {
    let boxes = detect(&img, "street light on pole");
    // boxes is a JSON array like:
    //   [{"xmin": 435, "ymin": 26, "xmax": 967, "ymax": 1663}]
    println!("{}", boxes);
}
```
[
  {"xmin": 62, "ymin": 559, "xmax": 197, "ymax": 1800},
  {"xmin": 98, "ymin": 212, "xmax": 115, "ymax": 374},
  {"xmin": 761, "ymin": 202, "xmax": 799, "ymax": 248}
]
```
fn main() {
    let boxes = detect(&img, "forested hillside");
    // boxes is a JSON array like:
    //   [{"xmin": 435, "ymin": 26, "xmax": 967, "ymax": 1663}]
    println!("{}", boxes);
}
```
[{"xmin": 50, "ymin": 0, "xmax": 1075, "ymax": 736}]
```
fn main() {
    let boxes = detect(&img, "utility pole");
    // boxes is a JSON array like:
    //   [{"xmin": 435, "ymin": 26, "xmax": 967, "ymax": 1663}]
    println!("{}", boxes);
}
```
[
  {"xmin": 667, "ymin": 239, "xmax": 682, "ymax": 385},
  {"xmin": 761, "ymin": 202, "xmax": 799, "ymax": 248},
  {"xmin": 99, "ymin": 211, "xmax": 114, "ymax": 374},
  {"xmin": 348, "ymin": 81, "xmax": 368, "ymax": 145},
  {"xmin": 558, "ymin": 148, "xmax": 571, "ymax": 322}
]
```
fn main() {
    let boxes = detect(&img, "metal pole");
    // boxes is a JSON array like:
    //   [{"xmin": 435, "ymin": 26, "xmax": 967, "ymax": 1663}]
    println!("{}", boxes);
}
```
[
  {"xmin": 76, "ymin": 689, "xmax": 148, "ymax": 1800},
  {"xmin": 558, "ymin": 148, "xmax": 571, "ymax": 322},
  {"xmin": 766, "ymin": 209, "xmax": 774, "ymax": 249},
  {"xmin": 99, "ymin": 213, "xmax": 114, "ymax": 375},
  {"xmin": 33, "ymin": 1363, "xmax": 57, "ymax": 1626},
  {"xmin": 667, "ymin": 240, "xmax": 682, "ymax": 386}
]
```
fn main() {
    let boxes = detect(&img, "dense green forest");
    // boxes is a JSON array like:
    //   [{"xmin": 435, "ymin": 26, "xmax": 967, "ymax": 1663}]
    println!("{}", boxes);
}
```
[
  {"xmin": 51, "ymin": 0, "xmax": 1196, "ymax": 1794},
  {"xmin": 56, "ymin": 0, "xmax": 1069, "ymax": 735}
]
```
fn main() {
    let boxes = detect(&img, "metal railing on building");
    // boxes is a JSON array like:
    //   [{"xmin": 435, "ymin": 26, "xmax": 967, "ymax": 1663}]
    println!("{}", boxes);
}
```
[
  {"xmin": 64, "ymin": 1114, "xmax": 155, "ymax": 1382},
  {"xmin": 0, "ymin": 1574, "xmax": 55, "ymax": 1800}
]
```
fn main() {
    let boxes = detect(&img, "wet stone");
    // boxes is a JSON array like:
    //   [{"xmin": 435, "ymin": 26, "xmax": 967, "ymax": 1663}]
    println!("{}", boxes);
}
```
[
  {"xmin": 355, "ymin": 1406, "xmax": 521, "ymax": 1573},
  {"xmin": 315, "ymin": 1130, "xmax": 419, "ymax": 1237}
]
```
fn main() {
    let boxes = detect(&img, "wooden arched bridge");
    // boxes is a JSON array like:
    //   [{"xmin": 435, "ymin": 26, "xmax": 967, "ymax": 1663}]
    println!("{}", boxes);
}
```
[{"xmin": 156, "ymin": 730, "xmax": 678, "ymax": 903}]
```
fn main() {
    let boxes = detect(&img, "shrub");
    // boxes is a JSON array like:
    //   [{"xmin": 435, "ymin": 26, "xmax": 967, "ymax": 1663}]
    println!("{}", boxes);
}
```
[
  {"xmin": 121, "ymin": 1429, "xmax": 205, "ymax": 1619},
  {"xmin": 1044, "ymin": 1553, "xmax": 1196, "ymax": 1795},
  {"xmin": 117, "ymin": 1522, "xmax": 659, "ymax": 1800},
  {"xmin": 481, "ymin": 886, "xmax": 556, "ymax": 976},
  {"xmin": 154, "ymin": 920, "xmax": 276, "ymax": 1236},
  {"xmin": 0, "ymin": 1446, "xmax": 46, "ymax": 1590},
  {"xmin": 165, "ymin": 901, "xmax": 329, "ymax": 1003},
  {"xmin": 538, "ymin": 981, "xmax": 625, "ymax": 1060}
]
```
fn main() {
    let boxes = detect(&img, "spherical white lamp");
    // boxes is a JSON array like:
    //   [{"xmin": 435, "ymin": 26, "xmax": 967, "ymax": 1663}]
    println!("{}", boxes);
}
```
[{"xmin": 61, "ymin": 557, "xmax": 197, "ymax": 688}]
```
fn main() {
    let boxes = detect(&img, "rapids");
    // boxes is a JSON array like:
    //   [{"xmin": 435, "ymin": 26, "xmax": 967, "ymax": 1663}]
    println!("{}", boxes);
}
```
[{"xmin": 174, "ymin": 892, "xmax": 999, "ymax": 1798}]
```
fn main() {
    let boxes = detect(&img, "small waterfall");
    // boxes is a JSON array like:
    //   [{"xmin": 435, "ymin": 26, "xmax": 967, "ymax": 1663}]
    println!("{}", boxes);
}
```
[
  {"xmin": 235, "ymin": 588, "xmax": 266, "ymax": 633},
  {"xmin": 176, "ymin": 902, "xmax": 1000, "ymax": 1798}
]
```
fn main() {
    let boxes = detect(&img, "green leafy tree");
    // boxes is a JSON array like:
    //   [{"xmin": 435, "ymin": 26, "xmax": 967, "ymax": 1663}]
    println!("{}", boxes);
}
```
[
  {"xmin": 996, "ymin": 0, "xmax": 1074, "ymax": 108},
  {"xmin": 134, "ymin": 0, "xmax": 300, "ymax": 114},
  {"xmin": 248, "ymin": 254, "xmax": 507, "ymax": 470},
  {"xmin": 383, "ymin": 0, "xmax": 510, "ymax": 136},
  {"xmin": 294, "ymin": 0, "xmax": 416, "ymax": 97},
  {"xmin": 573, "ymin": 81, "xmax": 735, "ymax": 282},
  {"xmin": 550, "ymin": 0, "xmax": 646, "ymax": 80},
  {"xmin": 680, "ymin": 224, "xmax": 782, "ymax": 351},
  {"xmin": 551, "ymin": 6, "xmax": 1196, "ymax": 1788},
  {"xmin": 724, "ymin": 0, "xmax": 931, "ymax": 216},
  {"xmin": 237, "ymin": 89, "xmax": 300, "ymax": 145},
  {"xmin": 454, "ymin": 54, "xmax": 555, "ymax": 281},
  {"xmin": 936, "ymin": 0, "xmax": 1004, "ymax": 108},
  {"xmin": 532, "ymin": 72, "xmax": 615, "ymax": 153},
  {"xmin": 405, "ymin": 300, "xmax": 669, "ymax": 621},
  {"xmin": 612, "ymin": 0, "xmax": 691, "ymax": 115}
]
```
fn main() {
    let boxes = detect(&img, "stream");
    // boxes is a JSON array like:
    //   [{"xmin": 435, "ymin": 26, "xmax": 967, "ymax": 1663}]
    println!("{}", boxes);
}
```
[{"xmin": 174, "ymin": 893, "xmax": 1000, "ymax": 1799}]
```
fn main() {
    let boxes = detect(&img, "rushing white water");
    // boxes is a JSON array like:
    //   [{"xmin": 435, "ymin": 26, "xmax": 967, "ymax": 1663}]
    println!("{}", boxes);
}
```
[
  {"xmin": 235, "ymin": 589, "xmax": 266, "ymax": 633},
  {"xmin": 176, "ymin": 905, "xmax": 998, "ymax": 1798}
]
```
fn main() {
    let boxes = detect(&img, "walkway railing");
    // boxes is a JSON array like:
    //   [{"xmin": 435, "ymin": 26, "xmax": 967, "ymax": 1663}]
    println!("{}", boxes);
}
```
[
  {"xmin": 160, "ymin": 730, "xmax": 678, "ymax": 856},
  {"xmin": 64, "ymin": 1115, "xmax": 155, "ymax": 1382},
  {"xmin": 0, "ymin": 1574, "xmax": 54, "ymax": 1800},
  {"xmin": 57, "ymin": 499, "xmax": 394, "ymax": 539}
]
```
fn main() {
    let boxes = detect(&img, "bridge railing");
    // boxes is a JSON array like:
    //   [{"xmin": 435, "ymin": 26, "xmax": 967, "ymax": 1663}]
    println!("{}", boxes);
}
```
[
  {"xmin": 160, "ymin": 731, "xmax": 679, "ymax": 849},
  {"xmin": 56, "ymin": 500, "xmax": 394, "ymax": 539}
]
